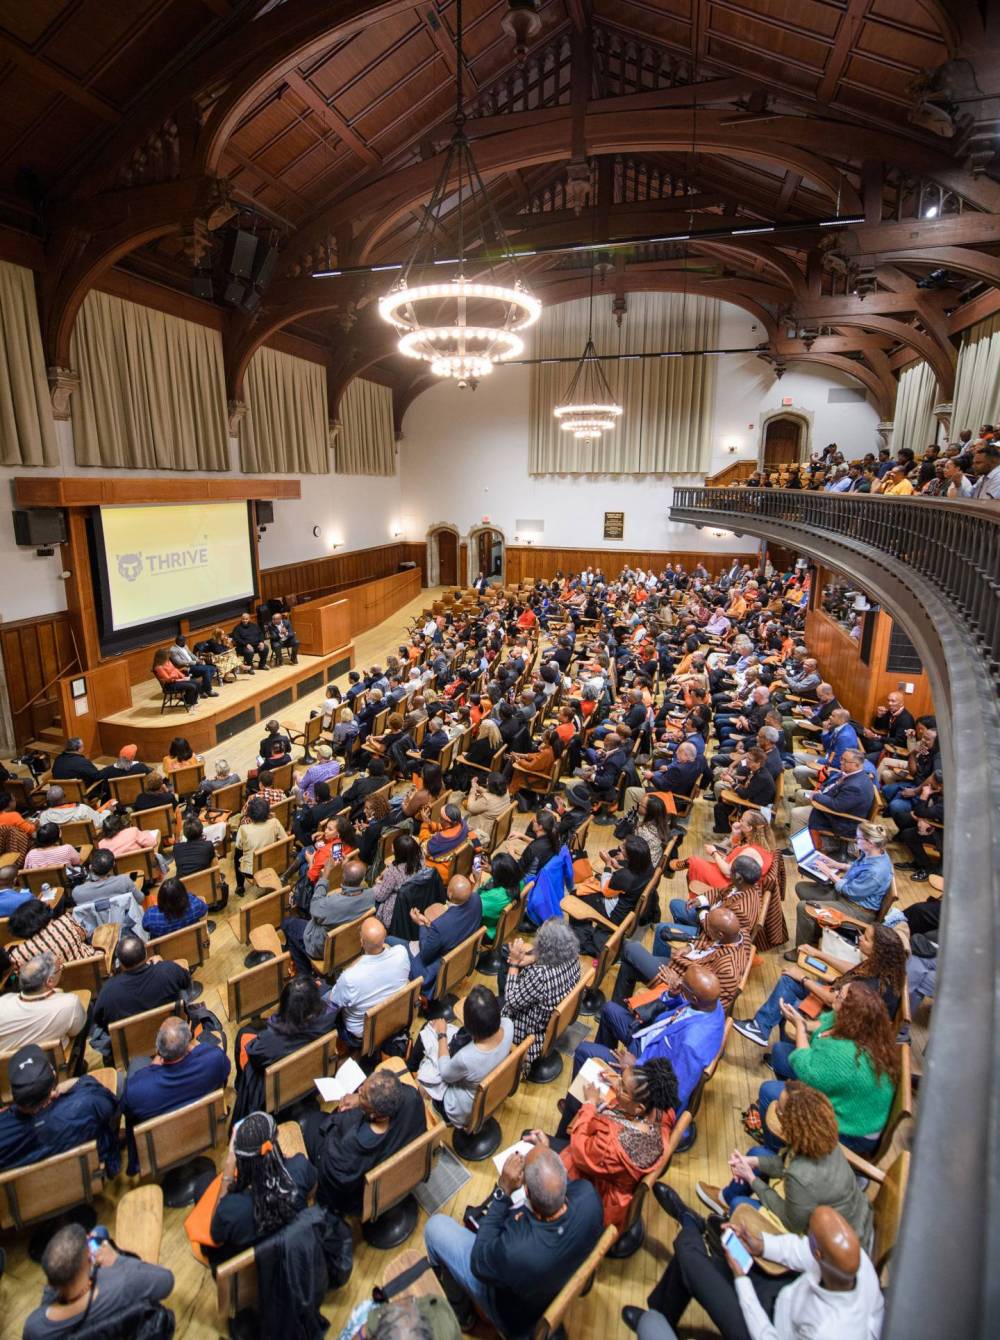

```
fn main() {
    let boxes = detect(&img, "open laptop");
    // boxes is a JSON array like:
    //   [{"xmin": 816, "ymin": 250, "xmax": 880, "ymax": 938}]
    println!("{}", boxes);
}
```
[{"xmin": 790, "ymin": 826, "xmax": 832, "ymax": 883}]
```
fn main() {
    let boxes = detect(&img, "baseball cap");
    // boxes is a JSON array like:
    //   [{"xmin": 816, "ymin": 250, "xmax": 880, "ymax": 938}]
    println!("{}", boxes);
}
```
[{"xmin": 9, "ymin": 1045, "xmax": 56, "ymax": 1105}]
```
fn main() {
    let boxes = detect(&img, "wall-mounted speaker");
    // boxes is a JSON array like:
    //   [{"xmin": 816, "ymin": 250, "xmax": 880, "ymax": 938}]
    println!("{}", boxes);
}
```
[
  {"xmin": 13, "ymin": 509, "xmax": 67, "ymax": 546},
  {"xmin": 255, "ymin": 500, "xmax": 275, "ymax": 526}
]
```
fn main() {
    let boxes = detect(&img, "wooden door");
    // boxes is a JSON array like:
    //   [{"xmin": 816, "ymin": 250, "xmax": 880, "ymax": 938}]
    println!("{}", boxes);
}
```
[
  {"xmin": 764, "ymin": 417, "xmax": 802, "ymax": 465},
  {"xmin": 437, "ymin": 530, "xmax": 457, "ymax": 586}
]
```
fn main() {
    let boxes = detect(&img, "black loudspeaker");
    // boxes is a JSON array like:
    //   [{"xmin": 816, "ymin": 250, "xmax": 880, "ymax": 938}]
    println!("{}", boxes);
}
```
[
  {"xmin": 12, "ymin": 509, "xmax": 67, "ymax": 546},
  {"xmin": 192, "ymin": 268, "xmax": 213, "ymax": 301},
  {"xmin": 255, "ymin": 501, "xmax": 274, "ymax": 526},
  {"xmin": 223, "ymin": 228, "xmax": 259, "ymax": 281},
  {"xmin": 241, "ymin": 242, "xmax": 279, "ymax": 313}
]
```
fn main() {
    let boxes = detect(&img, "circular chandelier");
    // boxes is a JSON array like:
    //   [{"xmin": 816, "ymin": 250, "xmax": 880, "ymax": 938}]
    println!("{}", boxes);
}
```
[
  {"xmin": 553, "ymin": 259, "xmax": 622, "ymax": 440},
  {"xmin": 377, "ymin": 0, "xmax": 540, "ymax": 386}
]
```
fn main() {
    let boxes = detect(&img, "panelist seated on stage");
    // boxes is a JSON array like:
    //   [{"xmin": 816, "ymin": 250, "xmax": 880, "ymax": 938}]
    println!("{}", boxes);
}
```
[
  {"xmin": 152, "ymin": 649, "xmax": 215, "ymax": 705},
  {"xmin": 169, "ymin": 635, "xmax": 220, "ymax": 696},
  {"xmin": 231, "ymin": 612, "xmax": 269, "ymax": 670},
  {"xmin": 266, "ymin": 612, "xmax": 299, "ymax": 665}
]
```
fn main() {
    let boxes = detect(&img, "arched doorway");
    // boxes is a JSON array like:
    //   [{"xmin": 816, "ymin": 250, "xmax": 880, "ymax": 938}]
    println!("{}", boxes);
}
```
[
  {"xmin": 467, "ymin": 525, "xmax": 506, "ymax": 585},
  {"xmin": 759, "ymin": 407, "xmax": 812, "ymax": 468},
  {"xmin": 426, "ymin": 524, "xmax": 460, "ymax": 587}
]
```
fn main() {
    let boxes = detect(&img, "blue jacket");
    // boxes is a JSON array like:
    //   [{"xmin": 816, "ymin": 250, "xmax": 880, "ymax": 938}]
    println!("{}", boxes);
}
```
[
  {"xmin": 821, "ymin": 721, "xmax": 860, "ymax": 769},
  {"xmin": 122, "ymin": 1041, "xmax": 231, "ymax": 1172},
  {"xmin": 629, "ymin": 997, "xmax": 726, "ymax": 1110},
  {"xmin": 526, "ymin": 847, "xmax": 575, "ymax": 925},
  {"xmin": 808, "ymin": 769, "xmax": 875, "ymax": 837},
  {"xmin": 0, "ymin": 1075, "xmax": 120, "ymax": 1174}
]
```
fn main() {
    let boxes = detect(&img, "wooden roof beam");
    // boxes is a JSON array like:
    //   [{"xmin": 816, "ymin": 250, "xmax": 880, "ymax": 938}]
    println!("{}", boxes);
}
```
[
  {"xmin": 0, "ymin": 33, "xmax": 118, "ymax": 121},
  {"xmin": 283, "ymin": 71, "xmax": 380, "ymax": 167}
]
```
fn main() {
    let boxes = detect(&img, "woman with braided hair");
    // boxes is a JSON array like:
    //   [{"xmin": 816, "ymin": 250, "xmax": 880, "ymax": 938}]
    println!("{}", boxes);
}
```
[
  {"xmin": 525, "ymin": 1056, "xmax": 679, "ymax": 1231},
  {"xmin": 206, "ymin": 1111, "xmax": 316, "ymax": 1263}
]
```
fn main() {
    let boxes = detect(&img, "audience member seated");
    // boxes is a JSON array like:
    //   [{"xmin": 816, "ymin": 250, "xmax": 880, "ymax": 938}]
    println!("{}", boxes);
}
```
[
  {"xmin": 631, "ymin": 1197, "xmax": 882, "ymax": 1340},
  {"xmin": 232, "ymin": 977, "xmax": 337, "ymax": 1121},
  {"xmin": 582, "ymin": 964, "xmax": 725, "ymax": 1113},
  {"xmin": 0, "ymin": 951, "xmax": 88, "ymax": 1052},
  {"xmin": 501, "ymin": 917, "xmax": 582, "ymax": 1072},
  {"xmin": 667, "ymin": 851, "xmax": 763, "ymax": 936},
  {"xmin": 613, "ymin": 906, "xmax": 750, "ymax": 1012},
  {"xmin": 131, "ymin": 772, "xmax": 177, "ymax": 813},
  {"xmin": 0, "ymin": 864, "xmax": 32, "ymax": 918},
  {"xmin": 754, "ymin": 981, "xmax": 899, "ymax": 1156},
  {"xmin": 23, "ymin": 1223, "xmax": 174, "ymax": 1340},
  {"xmin": 415, "ymin": 985, "xmax": 514, "ymax": 1126},
  {"xmin": 354, "ymin": 791, "xmax": 391, "ymax": 867},
  {"xmin": 294, "ymin": 744, "xmax": 340, "ymax": 805},
  {"xmin": 788, "ymin": 749, "xmax": 875, "ymax": 839},
  {"xmin": 234, "ymin": 796, "xmax": 288, "ymax": 896},
  {"xmin": 736, "ymin": 921, "xmax": 906, "ymax": 1049},
  {"xmin": 90, "ymin": 934, "xmax": 192, "ymax": 1065},
  {"xmin": 4, "ymin": 902, "xmax": 93, "ymax": 975},
  {"xmin": 202, "ymin": 758, "xmax": 241, "ymax": 795},
  {"xmin": 477, "ymin": 852, "xmax": 522, "ymax": 944},
  {"xmin": 51, "ymin": 737, "xmax": 102, "ymax": 789},
  {"xmin": 141, "ymin": 875, "xmax": 208, "ymax": 939},
  {"xmin": 72, "ymin": 848, "xmax": 144, "ymax": 908},
  {"xmin": 371, "ymin": 834, "xmax": 426, "ymax": 931},
  {"xmin": 231, "ymin": 612, "xmax": 270, "ymax": 670},
  {"xmin": 695, "ymin": 1080, "xmax": 873, "ymax": 1244},
  {"xmin": 791, "ymin": 820, "xmax": 894, "ymax": 951},
  {"xmin": 201, "ymin": 1110, "xmax": 316, "ymax": 1266},
  {"xmin": 121, "ymin": 1016, "xmax": 231, "ymax": 1170},
  {"xmin": 303, "ymin": 1068, "xmax": 427, "ymax": 1216},
  {"xmin": 676, "ymin": 809, "xmax": 774, "ymax": 889},
  {"xmin": 326, "ymin": 916, "xmax": 410, "ymax": 1050},
  {"xmin": 0, "ymin": 1043, "xmax": 120, "ymax": 1173},
  {"xmin": 22, "ymin": 820, "xmax": 80, "ymax": 873},
  {"xmin": 281, "ymin": 857, "xmax": 375, "ymax": 976},
  {"xmin": 97, "ymin": 809, "xmax": 165, "ymax": 874},
  {"xmin": 531, "ymin": 1056, "xmax": 678, "ymax": 1231},
  {"xmin": 172, "ymin": 816, "xmax": 218, "ymax": 877},
  {"xmin": 424, "ymin": 1146, "xmax": 603, "ymax": 1337},
  {"xmin": 36, "ymin": 784, "xmax": 110, "ymax": 832},
  {"xmin": 389, "ymin": 874, "xmax": 482, "ymax": 992},
  {"xmin": 464, "ymin": 771, "xmax": 511, "ymax": 843},
  {"xmin": 568, "ymin": 835, "xmax": 653, "ymax": 956}
]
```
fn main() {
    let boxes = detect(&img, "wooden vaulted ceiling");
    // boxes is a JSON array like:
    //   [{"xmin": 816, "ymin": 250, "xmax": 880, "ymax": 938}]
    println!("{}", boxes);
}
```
[{"xmin": 0, "ymin": 0, "xmax": 997, "ymax": 427}]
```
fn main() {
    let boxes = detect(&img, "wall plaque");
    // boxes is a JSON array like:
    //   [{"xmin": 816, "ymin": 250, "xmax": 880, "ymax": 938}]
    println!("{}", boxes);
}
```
[{"xmin": 603, "ymin": 511, "xmax": 625, "ymax": 540}]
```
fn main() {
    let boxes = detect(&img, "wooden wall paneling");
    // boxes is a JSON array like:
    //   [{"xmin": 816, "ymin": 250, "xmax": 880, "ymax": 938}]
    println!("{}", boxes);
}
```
[
  {"xmin": 1, "ymin": 613, "xmax": 77, "ymax": 747},
  {"xmin": 58, "ymin": 661, "xmax": 133, "ymax": 757},
  {"xmin": 804, "ymin": 604, "xmax": 933, "ymax": 725},
  {"xmin": 504, "ymin": 546, "xmax": 758, "ymax": 583},
  {"xmin": 261, "ymin": 542, "xmax": 420, "ymax": 605}
]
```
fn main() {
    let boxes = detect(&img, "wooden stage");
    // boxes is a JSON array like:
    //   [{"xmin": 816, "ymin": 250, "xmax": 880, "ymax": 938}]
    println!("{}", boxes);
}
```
[{"xmin": 97, "ymin": 643, "xmax": 353, "ymax": 756}]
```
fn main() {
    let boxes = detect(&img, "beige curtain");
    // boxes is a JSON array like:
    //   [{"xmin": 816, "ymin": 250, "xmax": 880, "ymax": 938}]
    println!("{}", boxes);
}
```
[
  {"xmin": 0, "ymin": 261, "xmax": 57, "ymax": 466},
  {"xmin": 528, "ymin": 291, "xmax": 719, "ymax": 474},
  {"xmin": 70, "ymin": 289, "xmax": 228, "ymax": 470},
  {"xmin": 239, "ymin": 346, "xmax": 329, "ymax": 474},
  {"xmin": 951, "ymin": 313, "xmax": 1000, "ymax": 438},
  {"xmin": 335, "ymin": 376, "xmax": 395, "ymax": 475},
  {"xmin": 892, "ymin": 360, "xmax": 938, "ymax": 453}
]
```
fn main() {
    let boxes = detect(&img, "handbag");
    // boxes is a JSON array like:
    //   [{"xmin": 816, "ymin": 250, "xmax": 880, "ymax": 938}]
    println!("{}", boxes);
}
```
[{"xmin": 613, "ymin": 808, "xmax": 638, "ymax": 840}]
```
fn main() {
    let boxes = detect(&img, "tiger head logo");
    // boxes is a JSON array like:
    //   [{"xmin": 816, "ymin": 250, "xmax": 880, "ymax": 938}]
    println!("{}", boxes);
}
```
[{"xmin": 117, "ymin": 553, "xmax": 143, "ymax": 583}]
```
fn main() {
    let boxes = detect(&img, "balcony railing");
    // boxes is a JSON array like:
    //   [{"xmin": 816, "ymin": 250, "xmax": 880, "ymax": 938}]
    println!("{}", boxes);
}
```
[{"xmin": 670, "ymin": 487, "xmax": 1000, "ymax": 1340}]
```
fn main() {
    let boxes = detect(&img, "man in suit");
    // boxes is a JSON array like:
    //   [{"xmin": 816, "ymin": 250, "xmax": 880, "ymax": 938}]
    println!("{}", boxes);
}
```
[
  {"xmin": 789, "ymin": 750, "xmax": 875, "ymax": 836},
  {"xmin": 790, "ymin": 708, "xmax": 860, "ymax": 793},
  {"xmin": 624, "ymin": 740, "xmax": 709, "ymax": 812},
  {"xmin": 391, "ymin": 874, "xmax": 482, "ymax": 992},
  {"xmin": 862, "ymin": 690, "xmax": 914, "ymax": 761},
  {"xmin": 786, "ymin": 682, "xmax": 839, "ymax": 736},
  {"xmin": 266, "ymin": 612, "xmax": 299, "ymax": 664}
]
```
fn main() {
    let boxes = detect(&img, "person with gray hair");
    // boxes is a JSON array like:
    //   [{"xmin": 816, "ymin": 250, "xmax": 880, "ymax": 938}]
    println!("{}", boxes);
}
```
[
  {"xmin": 121, "ymin": 1011, "xmax": 230, "ymax": 1170},
  {"xmin": 790, "ymin": 706, "xmax": 861, "ymax": 795},
  {"xmin": 0, "ymin": 950, "xmax": 87, "ymax": 1054},
  {"xmin": 203, "ymin": 757, "xmax": 240, "ymax": 793},
  {"xmin": 51, "ymin": 736, "xmax": 102, "ymax": 789},
  {"xmin": 36, "ymin": 783, "xmax": 111, "ymax": 831},
  {"xmin": 424, "ymin": 1143, "xmax": 603, "ymax": 1336},
  {"xmin": 501, "ymin": 917, "xmax": 581, "ymax": 1071},
  {"xmin": 23, "ymin": 1221, "xmax": 174, "ymax": 1340}
]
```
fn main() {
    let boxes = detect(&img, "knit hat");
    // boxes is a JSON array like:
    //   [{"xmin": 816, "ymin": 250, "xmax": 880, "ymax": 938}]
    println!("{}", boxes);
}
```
[{"xmin": 9, "ymin": 1045, "xmax": 56, "ymax": 1106}]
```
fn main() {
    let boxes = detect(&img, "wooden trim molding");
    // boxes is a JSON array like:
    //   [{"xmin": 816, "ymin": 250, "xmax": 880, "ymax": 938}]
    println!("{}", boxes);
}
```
[{"xmin": 12, "ymin": 477, "xmax": 301, "ymax": 507}]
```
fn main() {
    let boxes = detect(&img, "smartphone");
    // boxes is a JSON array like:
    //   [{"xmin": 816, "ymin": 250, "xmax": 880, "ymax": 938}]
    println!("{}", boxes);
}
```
[
  {"xmin": 721, "ymin": 1226, "xmax": 754, "ymax": 1275},
  {"xmin": 331, "ymin": 843, "xmax": 343, "ymax": 861},
  {"xmin": 804, "ymin": 955, "xmax": 829, "ymax": 974},
  {"xmin": 472, "ymin": 855, "xmax": 482, "ymax": 876}
]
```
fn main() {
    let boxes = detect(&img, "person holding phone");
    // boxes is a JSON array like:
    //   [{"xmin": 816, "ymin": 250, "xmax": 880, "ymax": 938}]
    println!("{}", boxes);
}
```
[{"xmin": 622, "ymin": 1192, "xmax": 883, "ymax": 1340}]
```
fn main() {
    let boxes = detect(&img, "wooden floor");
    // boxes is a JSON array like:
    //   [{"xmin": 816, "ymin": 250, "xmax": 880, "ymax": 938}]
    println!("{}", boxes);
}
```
[{"xmin": 3, "ymin": 587, "xmax": 930, "ymax": 1338}]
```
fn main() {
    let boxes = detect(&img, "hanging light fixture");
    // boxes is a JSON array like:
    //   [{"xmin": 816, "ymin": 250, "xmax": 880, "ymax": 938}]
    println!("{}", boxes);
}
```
[
  {"xmin": 553, "ymin": 261, "xmax": 622, "ymax": 440},
  {"xmin": 378, "ymin": 0, "xmax": 540, "ymax": 387}
]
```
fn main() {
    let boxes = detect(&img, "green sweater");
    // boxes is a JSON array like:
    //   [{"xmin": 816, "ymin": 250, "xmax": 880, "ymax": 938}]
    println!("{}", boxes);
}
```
[
  {"xmin": 789, "ymin": 1011, "xmax": 894, "ymax": 1137},
  {"xmin": 479, "ymin": 882, "xmax": 514, "ymax": 939}
]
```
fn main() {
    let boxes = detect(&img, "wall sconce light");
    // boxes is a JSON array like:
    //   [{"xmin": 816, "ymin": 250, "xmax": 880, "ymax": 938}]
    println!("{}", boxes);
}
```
[
  {"xmin": 725, "ymin": 443, "xmax": 740, "ymax": 454},
  {"xmin": 710, "ymin": 528, "xmax": 731, "ymax": 540}
]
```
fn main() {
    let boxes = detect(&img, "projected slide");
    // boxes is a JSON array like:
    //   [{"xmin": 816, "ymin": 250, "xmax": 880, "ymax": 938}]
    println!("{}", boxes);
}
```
[{"xmin": 100, "ymin": 501, "xmax": 255, "ymax": 632}]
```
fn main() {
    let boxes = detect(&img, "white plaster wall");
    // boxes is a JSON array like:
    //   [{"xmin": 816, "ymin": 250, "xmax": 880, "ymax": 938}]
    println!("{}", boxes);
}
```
[
  {"xmin": 397, "ymin": 300, "xmax": 881, "ymax": 551},
  {"xmin": 0, "ymin": 422, "xmax": 403, "ymax": 622}
]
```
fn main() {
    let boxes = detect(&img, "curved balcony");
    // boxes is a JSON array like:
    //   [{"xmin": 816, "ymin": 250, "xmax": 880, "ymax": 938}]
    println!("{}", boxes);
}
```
[{"xmin": 670, "ymin": 487, "xmax": 1000, "ymax": 1340}]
